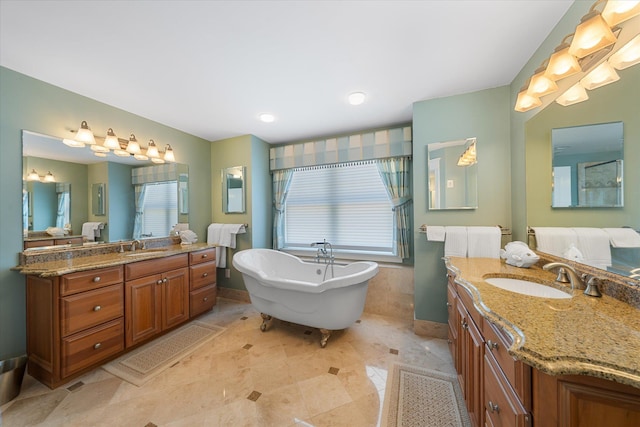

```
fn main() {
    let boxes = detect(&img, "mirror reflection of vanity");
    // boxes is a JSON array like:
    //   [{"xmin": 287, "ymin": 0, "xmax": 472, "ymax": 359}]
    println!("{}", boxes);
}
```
[
  {"xmin": 525, "ymin": 64, "xmax": 639, "ymax": 280},
  {"xmin": 22, "ymin": 130, "xmax": 189, "ymax": 247},
  {"xmin": 427, "ymin": 138, "xmax": 478, "ymax": 210}
]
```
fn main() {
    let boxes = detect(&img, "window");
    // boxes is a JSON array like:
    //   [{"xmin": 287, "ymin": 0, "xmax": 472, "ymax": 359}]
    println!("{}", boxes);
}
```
[
  {"xmin": 141, "ymin": 181, "xmax": 177, "ymax": 238},
  {"xmin": 283, "ymin": 161, "xmax": 394, "ymax": 256}
]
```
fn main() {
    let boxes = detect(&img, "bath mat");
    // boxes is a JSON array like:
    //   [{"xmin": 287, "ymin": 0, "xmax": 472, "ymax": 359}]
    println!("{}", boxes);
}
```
[
  {"xmin": 102, "ymin": 321, "xmax": 225, "ymax": 386},
  {"xmin": 381, "ymin": 363, "xmax": 471, "ymax": 427}
]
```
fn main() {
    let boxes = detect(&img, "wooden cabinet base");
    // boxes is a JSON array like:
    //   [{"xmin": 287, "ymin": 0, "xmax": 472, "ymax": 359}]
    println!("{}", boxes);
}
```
[{"xmin": 190, "ymin": 284, "xmax": 217, "ymax": 317}]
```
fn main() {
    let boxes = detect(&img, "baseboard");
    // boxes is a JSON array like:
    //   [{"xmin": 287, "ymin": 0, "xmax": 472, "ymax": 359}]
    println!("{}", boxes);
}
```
[{"xmin": 413, "ymin": 319, "xmax": 448, "ymax": 339}]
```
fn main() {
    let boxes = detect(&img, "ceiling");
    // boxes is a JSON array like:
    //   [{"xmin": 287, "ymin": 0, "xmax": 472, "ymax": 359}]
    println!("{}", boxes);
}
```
[{"xmin": 0, "ymin": 0, "xmax": 574, "ymax": 144}]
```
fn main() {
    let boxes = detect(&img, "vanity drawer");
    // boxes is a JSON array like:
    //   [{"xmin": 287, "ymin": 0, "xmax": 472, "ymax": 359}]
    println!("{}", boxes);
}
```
[
  {"xmin": 55, "ymin": 237, "xmax": 84, "ymax": 245},
  {"xmin": 61, "ymin": 318, "xmax": 124, "ymax": 378},
  {"xmin": 61, "ymin": 284, "xmax": 124, "ymax": 337},
  {"xmin": 60, "ymin": 266, "xmax": 124, "ymax": 296},
  {"xmin": 190, "ymin": 262, "xmax": 216, "ymax": 290},
  {"xmin": 484, "ymin": 321, "xmax": 531, "ymax": 410},
  {"xmin": 189, "ymin": 248, "xmax": 216, "ymax": 265},
  {"xmin": 125, "ymin": 254, "xmax": 188, "ymax": 280},
  {"xmin": 484, "ymin": 353, "xmax": 530, "ymax": 427},
  {"xmin": 190, "ymin": 284, "xmax": 217, "ymax": 317},
  {"xmin": 456, "ymin": 283, "xmax": 483, "ymax": 330}
]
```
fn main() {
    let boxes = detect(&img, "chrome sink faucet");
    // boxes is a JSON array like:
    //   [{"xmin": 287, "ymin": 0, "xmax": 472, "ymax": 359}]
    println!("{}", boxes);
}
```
[
  {"xmin": 131, "ymin": 239, "xmax": 144, "ymax": 251},
  {"xmin": 542, "ymin": 262, "xmax": 602, "ymax": 297}
]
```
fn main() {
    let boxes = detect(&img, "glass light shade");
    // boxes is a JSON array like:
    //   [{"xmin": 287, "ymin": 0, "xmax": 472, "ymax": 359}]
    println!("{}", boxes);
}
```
[
  {"xmin": 580, "ymin": 61, "xmax": 620, "ymax": 90},
  {"xmin": 569, "ymin": 13, "xmax": 617, "ymax": 58},
  {"xmin": 94, "ymin": 152, "xmax": 108, "ymax": 158},
  {"xmin": 514, "ymin": 89, "xmax": 542, "ymax": 112},
  {"xmin": 134, "ymin": 153, "xmax": 149, "ymax": 161},
  {"xmin": 75, "ymin": 121, "xmax": 96, "ymax": 145},
  {"xmin": 90, "ymin": 143, "xmax": 109, "ymax": 153},
  {"xmin": 43, "ymin": 171, "xmax": 55, "ymax": 183},
  {"xmin": 527, "ymin": 71, "xmax": 559, "ymax": 97},
  {"xmin": 601, "ymin": 0, "xmax": 640, "ymax": 26},
  {"xmin": 103, "ymin": 128, "xmax": 121, "ymax": 150},
  {"xmin": 63, "ymin": 138, "xmax": 85, "ymax": 148},
  {"xmin": 151, "ymin": 157, "xmax": 165, "ymax": 164},
  {"xmin": 609, "ymin": 34, "xmax": 640, "ymax": 69},
  {"xmin": 545, "ymin": 46, "xmax": 582, "ymax": 80},
  {"xmin": 27, "ymin": 169, "xmax": 40, "ymax": 181},
  {"xmin": 164, "ymin": 145, "xmax": 176, "ymax": 162},
  {"xmin": 114, "ymin": 149, "xmax": 130, "ymax": 157},
  {"xmin": 556, "ymin": 83, "xmax": 589, "ymax": 106},
  {"xmin": 146, "ymin": 140, "xmax": 160, "ymax": 158},
  {"xmin": 126, "ymin": 134, "xmax": 141, "ymax": 154}
]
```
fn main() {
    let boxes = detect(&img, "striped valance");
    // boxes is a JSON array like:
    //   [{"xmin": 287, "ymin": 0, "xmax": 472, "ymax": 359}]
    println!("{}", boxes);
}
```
[
  {"xmin": 132, "ymin": 163, "xmax": 178, "ymax": 185},
  {"xmin": 269, "ymin": 125, "xmax": 412, "ymax": 171}
]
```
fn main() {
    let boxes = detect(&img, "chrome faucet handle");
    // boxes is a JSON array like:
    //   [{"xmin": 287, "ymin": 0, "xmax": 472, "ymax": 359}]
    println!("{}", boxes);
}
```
[
  {"xmin": 584, "ymin": 276, "xmax": 603, "ymax": 297},
  {"xmin": 554, "ymin": 268, "xmax": 570, "ymax": 283},
  {"xmin": 542, "ymin": 262, "xmax": 584, "ymax": 290}
]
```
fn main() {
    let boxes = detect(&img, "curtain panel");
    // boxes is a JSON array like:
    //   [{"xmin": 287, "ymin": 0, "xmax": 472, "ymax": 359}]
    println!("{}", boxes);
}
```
[{"xmin": 377, "ymin": 157, "xmax": 412, "ymax": 259}]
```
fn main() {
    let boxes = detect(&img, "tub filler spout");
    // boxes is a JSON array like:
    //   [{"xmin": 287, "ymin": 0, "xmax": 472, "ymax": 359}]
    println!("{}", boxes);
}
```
[{"xmin": 232, "ymin": 249, "xmax": 378, "ymax": 347}]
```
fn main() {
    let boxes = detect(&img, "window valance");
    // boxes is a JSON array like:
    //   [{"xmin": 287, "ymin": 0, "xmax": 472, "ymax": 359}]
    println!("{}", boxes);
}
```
[
  {"xmin": 269, "ymin": 125, "xmax": 412, "ymax": 171},
  {"xmin": 132, "ymin": 163, "xmax": 178, "ymax": 185}
]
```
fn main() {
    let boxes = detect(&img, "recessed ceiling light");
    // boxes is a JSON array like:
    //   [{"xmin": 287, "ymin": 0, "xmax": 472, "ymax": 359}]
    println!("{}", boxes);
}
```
[
  {"xmin": 259, "ymin": 113, "xmax": 275, "ymax": 123},
  {"xmin": 348, "ymin": 92, "xmax": 366, "ymax": 105}
]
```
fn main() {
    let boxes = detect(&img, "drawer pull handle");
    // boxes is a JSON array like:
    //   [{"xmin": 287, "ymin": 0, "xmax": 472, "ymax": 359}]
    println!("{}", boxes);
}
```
[
  {"xmin": 157, "ymin": 279, "xmax": 163, "ymax": 285},
  {"xmin": 93, "ymin": 276, "xmax": 101, "ymax": 283},
  {"xmin": 460, "ymin": 320, "xmax": 468, "ymax": 330},
  {"xmin": 203, "ymin": 273, "xmax": 208, "ymax": 277},
  {"xmin": 93, "ymin": 305, "xmax": 101, "ymax": 312},
  {"xmin": 488, "ymin": 400, "xmax": 500, "ymax": 413},
  {"xmin": 446, "ymin": 302, "xmax": 451, "ymax": 307},
  {"xmin": 94, "ymin": 343, "xmax": 102, "ymax": 350},
  {"xmin": 203, "ymin": 297, "xmax": 208, "ymax": 301},
  {"xmin": 487, "ymin": 340, "xmax": 499, "ymax": 350},
  {"xmin": 202, "ymin": 254, "xmax": 208, "ymax": 258}
]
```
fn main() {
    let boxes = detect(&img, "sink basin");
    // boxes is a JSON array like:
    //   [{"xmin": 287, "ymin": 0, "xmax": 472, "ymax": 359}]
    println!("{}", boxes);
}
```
[
  {"xmin": 124, "ymin": 249, "xmax": 168, "ymax": 257},
  {"xmin": 484, "ymin": 277, "xmax": 572, "ymax": 299}
]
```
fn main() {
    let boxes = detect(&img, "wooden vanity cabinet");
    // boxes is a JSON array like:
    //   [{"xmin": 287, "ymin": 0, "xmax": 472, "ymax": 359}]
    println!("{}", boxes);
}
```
[
  {"xmin": 24, "ymin": 236, "xmax": 84, "ymax": 249},
  {"xmin": 125, "ymin": 254, "xmax": 189, "ymax": 347},
  {"xmin": 26, "ymin": 265, "xmax": 125, "ymax": 388},
  {"xmin": 189, "ymin": 248, "xmax": 217, "ymax": 317}
]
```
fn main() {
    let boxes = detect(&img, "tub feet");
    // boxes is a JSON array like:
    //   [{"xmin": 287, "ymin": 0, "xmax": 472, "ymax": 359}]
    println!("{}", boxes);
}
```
[
  {"xmin": 319, "ymin": 328, "xmax": 331, "ymax": 348},
  {"xmin": 260, "ymin": 313, "xmax": 272, "ymax": 332}
]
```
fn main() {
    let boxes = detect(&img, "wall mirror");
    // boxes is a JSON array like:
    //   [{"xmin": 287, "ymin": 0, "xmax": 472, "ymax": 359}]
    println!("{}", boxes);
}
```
[
  {"xmin": 552, "ymin": 122, "xmax": 623, "ymax": 208},
  {"xmin": 428, "ymin": 137, "xmax": 478, "ymax": 210},
  {"xmin": 222, "ymin": 166, "xmax": 245, "ymax": 214},
  {"xmin": 22, "ymin": 130, "xmax": 189, "ymax": 244}
]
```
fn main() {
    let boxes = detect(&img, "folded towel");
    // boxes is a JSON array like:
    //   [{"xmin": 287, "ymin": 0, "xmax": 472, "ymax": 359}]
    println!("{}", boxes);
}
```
[
  {"xmin": 467, "ymin": 226, "xmax": 501, "ymax": 258},
  {"xmin": 602, "ymin": 228, "xmax": 640, "ymax": 248},
  {"xmin": 573, "ymin": 227, "xmax": 611, "ymax": 269},
  {"xmin": 81, "ymin": 222, "xmax": 104, "ymax": 242},
  {"xmin": 207, "ymin": 223, "xmax": 247, "ymax": 268},
  {"xmin": 444, "ymin": 226, "xmax": 467, "ymax": 257},
  {"xmin": 426, "ymin": 226, "xmax": 446, "ymax": 242},
  {"xmin": 532, "ymin": 227, "xmax": 577, "ymax": 257}
]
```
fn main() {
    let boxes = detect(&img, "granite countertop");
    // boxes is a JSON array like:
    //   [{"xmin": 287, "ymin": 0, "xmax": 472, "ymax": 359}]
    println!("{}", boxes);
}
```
[
  {"xmin": 445, "ymin": 257, "xmax": 640, "ymax": 389},
  {"xmin": 14, "ymin": 243, "xmax": 217, "ymax": 277}
]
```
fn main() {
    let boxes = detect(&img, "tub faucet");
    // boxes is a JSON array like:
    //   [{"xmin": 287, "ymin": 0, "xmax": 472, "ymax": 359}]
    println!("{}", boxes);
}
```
[
  {"xmin": 311, "ymin": 239, "xmax": 333, "ymax": 263},
  {"xmin": 542, "ymin": 262, "xmax": 584, "ymax": 290}
]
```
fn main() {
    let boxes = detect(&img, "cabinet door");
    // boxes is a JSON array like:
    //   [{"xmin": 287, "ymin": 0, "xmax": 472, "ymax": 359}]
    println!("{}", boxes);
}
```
[
  {"xmin": 125, "ymin": 274, "xmax": 162, "ymax": 347},
  {"xmin": 457, "ymin": 298, "xmax": 485, "ymax": 427},
  {"xmin": 163, "ymin": 267, "xmax": 189, "ymax": 330}
]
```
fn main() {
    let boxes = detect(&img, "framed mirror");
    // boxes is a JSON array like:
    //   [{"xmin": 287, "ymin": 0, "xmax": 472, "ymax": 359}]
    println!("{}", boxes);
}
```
[
  {"xmin": 222, "ymin": 166, "xmax": 245, "ymax": 214},
  {"xmin": 428, "ymin": 138, "xmax": 478, "ymax": 210},
  {"xmin": 552, "ymin": 122, "xmax": 623, "ymax": 208}
]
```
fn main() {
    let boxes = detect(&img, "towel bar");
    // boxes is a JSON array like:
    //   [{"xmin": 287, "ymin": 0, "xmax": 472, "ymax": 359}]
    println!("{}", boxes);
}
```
[{"xmin": 419, "ymin": 224, "xmax": 511, "ymax": 236}]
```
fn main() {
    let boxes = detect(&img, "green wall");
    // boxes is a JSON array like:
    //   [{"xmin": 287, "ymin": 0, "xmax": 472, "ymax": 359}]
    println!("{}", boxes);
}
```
[
  {"xmin": 0, "ymin": 66, "xmax": 212, "ymax": 360},
  {"xmin": 412, "ymin": 86, "xmax": 511, "ymax": 323}
]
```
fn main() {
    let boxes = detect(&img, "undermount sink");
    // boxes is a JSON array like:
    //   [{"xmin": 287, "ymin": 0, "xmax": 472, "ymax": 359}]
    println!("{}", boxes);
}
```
[
  {"xmin": 124, "ymin": 249, "xmax": 168, "ymax": 257},
  {"xmin": 484, "ymin": 277, "xmax": 572, "ymax": 299}
]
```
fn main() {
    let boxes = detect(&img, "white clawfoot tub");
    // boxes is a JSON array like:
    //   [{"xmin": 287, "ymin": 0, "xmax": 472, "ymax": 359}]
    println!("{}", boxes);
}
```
[{"xmin": 232, "ymin": 248, "xmax": 378, "ymax": 347}]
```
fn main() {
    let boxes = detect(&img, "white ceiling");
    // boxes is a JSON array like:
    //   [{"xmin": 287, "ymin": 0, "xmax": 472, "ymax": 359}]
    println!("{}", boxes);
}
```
[{"xmin": 0, "ymin": 0, "xmax": 574, "ymax": 144}]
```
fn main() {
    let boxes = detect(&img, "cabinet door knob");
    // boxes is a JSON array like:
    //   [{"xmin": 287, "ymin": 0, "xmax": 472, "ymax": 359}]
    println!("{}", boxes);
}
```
[
  {"xmin": 202, "ymin": 254, "xmax": 208, "ymax": 258},
  {"xmin": 203, "ymin": 297, "xmax": 208, "ymax": 301},
  {"xmin": 163, "ymin": 278, "xmax": 168, "ymax": 283},
  {"xmin": 94, "ymin": 343, "xmax": 102, "ymax": 350},
  {"xmin": 203, "ymin": 272, "xmax": 208, "ymax": 277},
  {"xmin": 446, "ymin": 302, "xmax": 451, "ymax": 307},
  {"xmin": 93, "ymin": 305, "xmax": 101, "ymax": 312},
  {"xmin": 487, "ymin": 340, "xmax": 499, "ymax": 350},
  {"xmin": 460, "ymin": 320, "xmax": 468, "ymax": 330},
  {"xmin": 157, "ymin": 279, "xmax": 163, "ymax": 285},
  {"xmin": 488, "ymin": 400, "xmax": 500, "ymax": 413},
  {"xmin": 93, "ymin": 276, "xmax": 101, "ymax": 282}
]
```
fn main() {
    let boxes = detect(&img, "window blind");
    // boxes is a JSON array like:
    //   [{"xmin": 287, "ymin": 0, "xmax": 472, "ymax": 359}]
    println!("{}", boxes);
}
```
[{"xmin": 141, "ymin": 181, "xmax": 177, "ymax": 238}]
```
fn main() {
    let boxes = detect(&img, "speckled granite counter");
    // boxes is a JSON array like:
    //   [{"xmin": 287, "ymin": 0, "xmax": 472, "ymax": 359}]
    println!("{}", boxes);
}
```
[
  {"xmin": 444, "ymin": 257, "xmax": 640, "ymax": 389},
  {"xmin": 13, "ymin": 243, "xmax": 217, "ymax": 277}
]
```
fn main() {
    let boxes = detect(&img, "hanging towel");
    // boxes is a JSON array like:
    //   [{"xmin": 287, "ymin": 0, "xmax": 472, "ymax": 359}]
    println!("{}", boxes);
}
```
[
  {"xmin": 426, "ymin": 226, "xmax": 446, "ymax": 242},
  {"xmin": 602, "ymin": 228, "xmax": 640, "ymax": 248},
  {"xmin": 531, "ymin": 227, "xmax": 577, "ymax": 257},
  {"xmin": 207, "ymin": 223, "xmax": 247, "ymax": 268},
  {"xmin": 81, "ymin": 222, "xmax": 104, "ymax": 242},
  {"xmin": 573, "ymin": 228, "xmax": 612, "ymax": 269},
  {"xmin": 467, "ymin": 226, "xmax": 501, "ymax": 258},
  {"xmin": 444, "ymin": 226, "xmax": 467, "ymax": 257}
]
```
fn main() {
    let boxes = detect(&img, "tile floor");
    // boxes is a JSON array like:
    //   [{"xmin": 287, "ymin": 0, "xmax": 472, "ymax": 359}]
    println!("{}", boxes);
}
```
[{"xmin": 0, "ymin": 298, "xmax": 455, "ymax": 427}]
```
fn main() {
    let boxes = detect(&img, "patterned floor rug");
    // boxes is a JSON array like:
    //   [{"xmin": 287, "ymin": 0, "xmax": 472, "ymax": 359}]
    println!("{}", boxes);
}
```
[
  {"xmin": 102, "ymin": 321, "xmax": 225, "ymax": 386},
  {"xmin": 381, "ymin": 363, "xmax": 471, "ymax": 427}
]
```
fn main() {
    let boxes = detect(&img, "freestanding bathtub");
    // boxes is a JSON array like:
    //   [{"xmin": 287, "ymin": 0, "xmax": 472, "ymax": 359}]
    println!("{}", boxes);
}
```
[{"xmin": 232, "ymin": 248, "xmax": 379, "ymax": 347}]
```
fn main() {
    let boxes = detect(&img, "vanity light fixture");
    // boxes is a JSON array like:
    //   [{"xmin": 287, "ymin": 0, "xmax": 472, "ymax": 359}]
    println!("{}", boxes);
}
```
[
  {"xmin": 545, "ymin": 35, "xmax": 583, "ymax": 80},
  {"xmin": 26, "ymin": 169, "xmax": 55, "ymax": 182},
  {"xmin": 608, "ymin": 33, "xmax": 640, "ymax": 69},
  {"xmin": 527, "ymin": 63, "xmax": 559, "ymax": 97},
  {"xmin": 43, "ymin": 171, "xmax": 55, "ymax": 182},
  {"xmin": 580, "ymin": 60, "xmax": 620, "ymax": 89},
  {"xmin": 164, "ymin": 144, "xmax": 176, "ymax": 162},
  {"xmin": 26, "ymin": 169, "xmax": 40, "ymax": 181},
  {"xmin": 457, "ymin": 139, "xmax": 477, "ymax": 166},
  {"xmin": 569, "ymin": 0, "xmax": 618, "ymax": 59},
  {"xmin": 555, "ymin": 82, "xmax": 589, "ymax": 106},
  {"xmin": 126, "ymin": 134, "xmax": 141, "ymax": 155},
  {"xmin": 103, "ymin": 128, "xmax": 120, "ymax": 150},
  {"xmin": 74, "ymin": 121, "xmax": 96, "ymax": 145},
  {"xmin": 601, "ymin": 0, "xmax": 640, "ymax": 27},
  {"xmin": 146, "ymin": 139, "xmax": 160, "ymax": 158},
  {"xmin": 348, "ymin": 92, "xmax": 366, "ymax": 105},
  {"xmin": 514, "ymin": 84, "xmax": 542, "ymax": 112}
]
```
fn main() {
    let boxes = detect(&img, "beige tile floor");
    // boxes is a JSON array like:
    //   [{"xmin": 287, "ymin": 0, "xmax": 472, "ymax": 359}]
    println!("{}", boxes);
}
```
[{"xmin": 0, "ymin": 298, "xmax": 455, "ymax": 427}]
